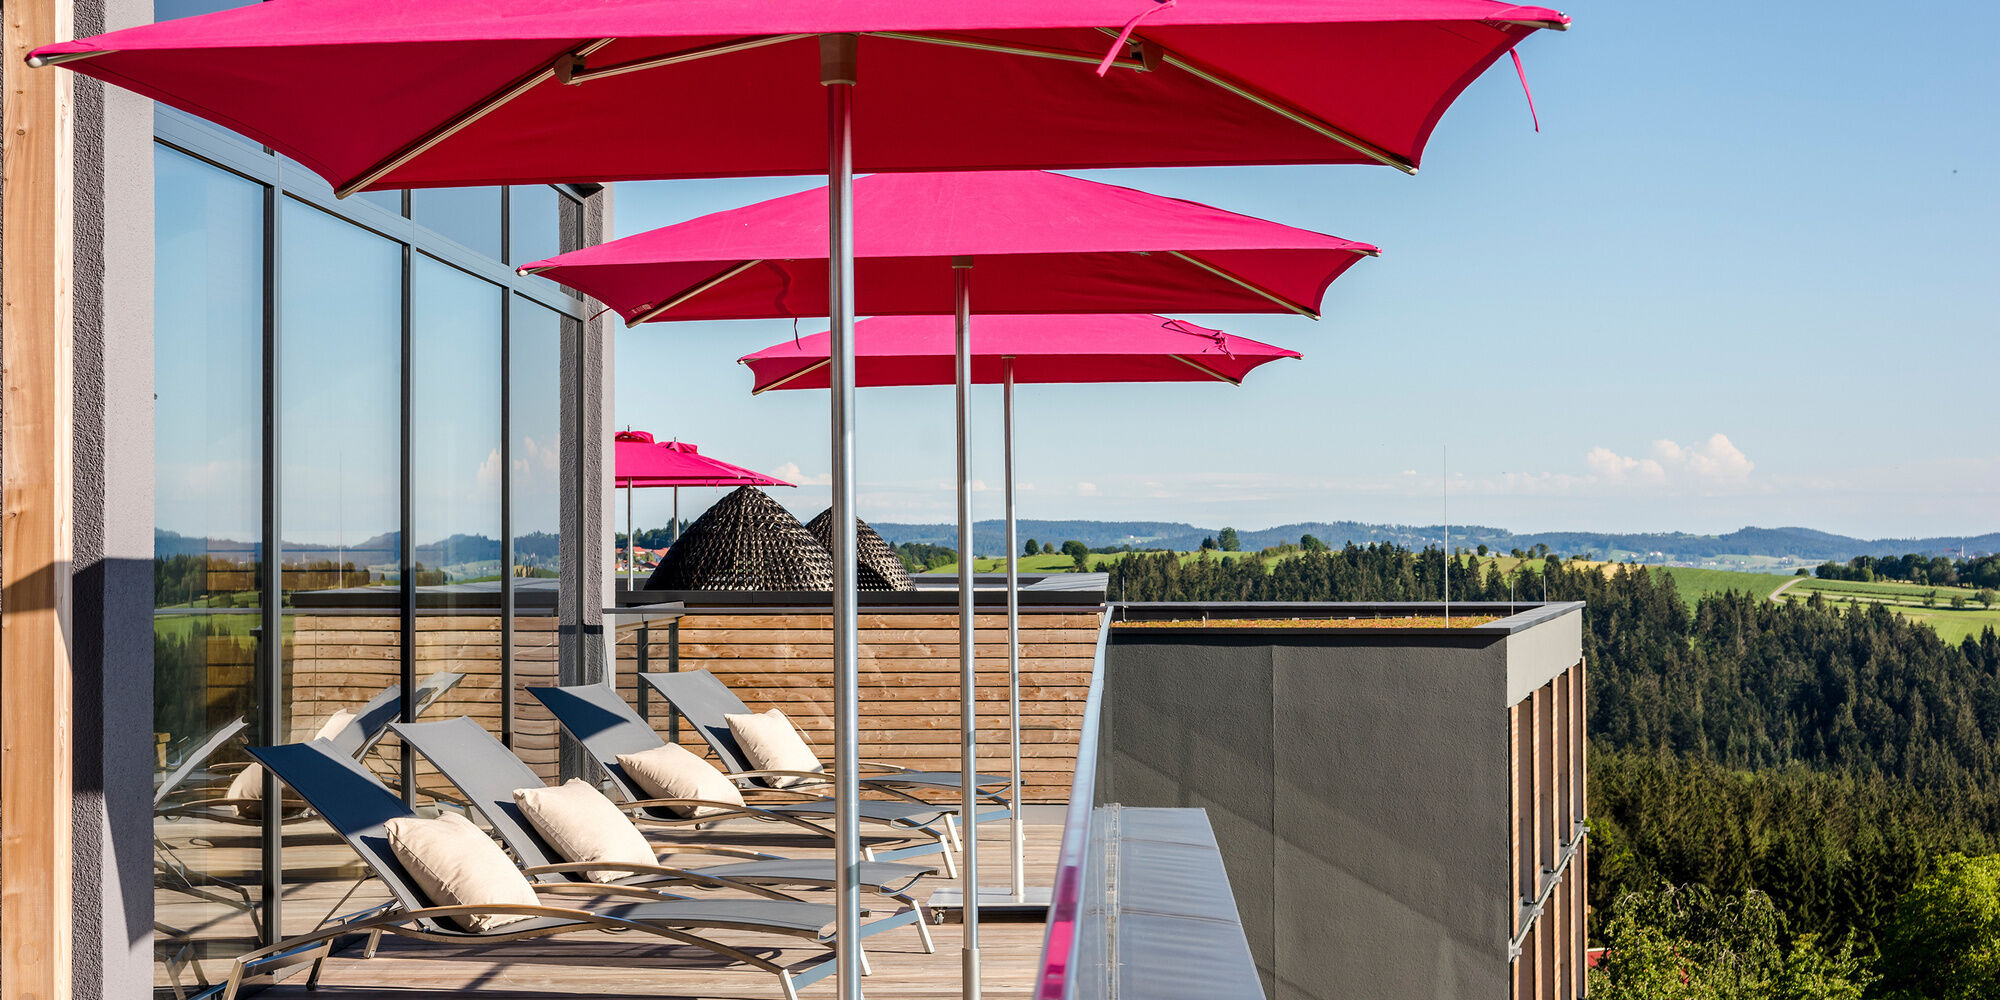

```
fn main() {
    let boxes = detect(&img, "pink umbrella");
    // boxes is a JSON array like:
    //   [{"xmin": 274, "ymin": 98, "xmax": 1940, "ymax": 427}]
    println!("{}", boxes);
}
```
[
  {"xmin": 741, "ymin": 314, "xmax": 1303, "ymax": 391},
  {"xmin": 31, "ymin": 5, "xmax": 1565, "ymax": 990},
  {"xmin": 30, "ymin": 3, "xmax": 1566, "ymax": 190},
  {"xmin": 524, "ymin": 170, "xmax": 1375, "ymax": 324},
  {"xmin": 614, "ymin": 431, "xmax": 792, "ymax": 587},
  {"xmin": 743, "ymin": 313, "xmax": 1299, "ymax": 897},
  {"xmin": 522, "ymin": 170, "xmax": 1356, "ymax": 919}
]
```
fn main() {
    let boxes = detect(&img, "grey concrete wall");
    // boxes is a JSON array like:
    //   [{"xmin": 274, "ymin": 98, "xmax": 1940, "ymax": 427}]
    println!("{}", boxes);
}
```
[
  {"xmin": 1104, "ymin": 633, "xmax": 1514, "ymax": 1000},
  {"xmin": 67, "ymin": 0, "xmax": 156, "ymax": 989}
]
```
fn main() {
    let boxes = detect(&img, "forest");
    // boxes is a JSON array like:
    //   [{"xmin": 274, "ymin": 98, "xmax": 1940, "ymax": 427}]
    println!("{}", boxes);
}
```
[{"xmin": 1100, "ymin": 545, "xmax": 2000, "ymax": 997}]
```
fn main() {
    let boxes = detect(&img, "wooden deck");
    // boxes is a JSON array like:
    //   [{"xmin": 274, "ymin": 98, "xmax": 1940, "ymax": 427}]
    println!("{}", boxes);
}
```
[{"xmin": 166, "ymin": 815, "xmax": 1058, "ymax": 1000}]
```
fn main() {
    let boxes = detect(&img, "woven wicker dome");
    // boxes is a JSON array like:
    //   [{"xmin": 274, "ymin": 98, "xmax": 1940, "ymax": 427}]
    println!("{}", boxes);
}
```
[
  {"xmin": 807, "ymin": 509, "xmax": 916, "ymax": 592},
  {"xmin": 645, "ymin": 487, "xmax": 833, "ymax": 591}
]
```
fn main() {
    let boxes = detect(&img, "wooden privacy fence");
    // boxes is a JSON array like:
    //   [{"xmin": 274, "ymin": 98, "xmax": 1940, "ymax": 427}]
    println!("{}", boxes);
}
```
[
  {"xmin": 278, "ymin": 607, "xmax": 1102, "ymax": 802},
  {"xmin": 615, "ymin": 610, "xmax": 1102, "ymax": 803}
]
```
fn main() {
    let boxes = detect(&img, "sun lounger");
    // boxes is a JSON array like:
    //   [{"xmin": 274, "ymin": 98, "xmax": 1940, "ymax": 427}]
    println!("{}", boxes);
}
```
[
  {"xmin": 529, "ymin": 684, "xmax": 961, "ymax": 874},
  {"xmin": 642, "ymin": 668, "xmax": 1012, "ymax": 809},
  {"xmin": 232, "ymin": 737, "xmax": 854, "ymax": 1000},
  {"xmin": 391, "ymin": 716, "xmax": 936, "ymax": 952}
]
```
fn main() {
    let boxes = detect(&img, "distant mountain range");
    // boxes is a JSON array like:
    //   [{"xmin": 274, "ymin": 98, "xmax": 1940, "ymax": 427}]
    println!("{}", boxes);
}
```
[
  {"xmin": 162, "ymin": 522, "xmax": 2000, "ymax": 569},
  {"xmin": 155, "ymin": 529, "xmax": 560, "ymax": 567},
  {"xmin": 870, "ymin": 520, "xmax": 2000, "ymax": 563}
]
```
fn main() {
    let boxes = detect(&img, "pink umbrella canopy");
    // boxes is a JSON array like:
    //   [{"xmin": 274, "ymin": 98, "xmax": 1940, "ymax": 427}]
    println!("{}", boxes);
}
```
[
  {"xmin": 741, "ymin": 314, "xmax": 1302, "ymax": 392},
  {"xmin": 31, "ymin": 1, "xmax": 1566, "ymax": 194},
  {"xmin": 522, "ymin": 170, "xmax": 1378, "ymax": 324},
  {"xmin": 614, "ymin": 431, "xmax": 792, "ymax": 488}
]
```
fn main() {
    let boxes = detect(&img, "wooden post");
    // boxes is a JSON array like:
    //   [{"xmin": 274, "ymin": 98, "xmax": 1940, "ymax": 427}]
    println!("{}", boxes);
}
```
[{"xmin": 2, "ymin": 0, "xmax": 76, "ymax": 992}]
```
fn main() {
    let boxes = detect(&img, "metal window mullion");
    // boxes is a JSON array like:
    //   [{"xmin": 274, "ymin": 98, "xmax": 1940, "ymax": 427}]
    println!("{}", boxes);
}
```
[
  {"xmin": 398, "ymin": 242, "xmax": 417, "ymax": 803},
  {"xmin": 500, "ymin": 290, "xmax": 515, "ymax": 748},
  {"xmin": 258, "ymin": 178, "xmax": 285, "ymax": 947}
]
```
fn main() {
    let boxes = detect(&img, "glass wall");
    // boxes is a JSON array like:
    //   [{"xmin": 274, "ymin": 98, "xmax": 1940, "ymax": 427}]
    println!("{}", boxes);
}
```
[
  {"xmin": 151, "ymin": 112, "xmax": 589, "ymax": 992},
  {"xmin": 151, "ymin": 144, "xmax": 267, "ymax": 992}
]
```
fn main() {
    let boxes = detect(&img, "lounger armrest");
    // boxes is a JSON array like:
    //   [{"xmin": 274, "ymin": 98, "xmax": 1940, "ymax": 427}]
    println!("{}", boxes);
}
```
[
  {"xmin": 728, "ymin": 768, "xmax": 836, "ymax": 785},
  {"xmin": 648, "ymin": 844, "xmax": 788, "ymax": 862},
  {"xmin": 523, "ymin": 862, "xmax": 804, "ymax": 901},
  {"xmin": 622, "ymin": 796, "xmax": 759, "ymax": 817}
]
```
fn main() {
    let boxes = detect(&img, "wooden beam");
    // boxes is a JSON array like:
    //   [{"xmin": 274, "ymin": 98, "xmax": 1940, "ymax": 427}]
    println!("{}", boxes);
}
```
[{"xmin": 2, "ymin": 0, "xmax": 77, "ymax": 992}]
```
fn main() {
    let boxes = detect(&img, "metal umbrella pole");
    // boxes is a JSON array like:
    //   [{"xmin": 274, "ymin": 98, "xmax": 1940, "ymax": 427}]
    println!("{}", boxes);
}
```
[
  {"xmin": 625, "ymin": 480, "xmax": 634, "ymax": 589},
  {"xmin": 821, "ymin": 33, "xmax": 863, "ymax": 1000},
  {"xmin": 1002, "ymin": 358, "xmax": 1024, "ymax": 900},
  {"xmin": 953, "ymin": 255, "xmax": 981, "ymax": 1000}
]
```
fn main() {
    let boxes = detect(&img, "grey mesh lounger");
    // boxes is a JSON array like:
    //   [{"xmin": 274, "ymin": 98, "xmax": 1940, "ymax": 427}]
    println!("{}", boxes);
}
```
[
  {"xmin": 529, "ymin": 684, "xmax": 960, "ymax": 875},
  {"xmin": 643, "ymin": 668, "xmax": 1013, "ymax": 810},
  {"xmin": 157, "ymin": 670, "xmax": 466, "ymax": 824},
  {"xmin": 233, "ymin": 738, "xmax": 846, "ymax": 1000},
  {"xmin": 391, "ymin": 716, "xmax": 936, "ymax": 953}
]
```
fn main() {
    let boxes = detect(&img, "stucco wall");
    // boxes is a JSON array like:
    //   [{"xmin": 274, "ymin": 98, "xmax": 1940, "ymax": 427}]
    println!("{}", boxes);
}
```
[{"xmin": 1103, "ymin": 630, "xmax": 1515, "ymax": 1000}]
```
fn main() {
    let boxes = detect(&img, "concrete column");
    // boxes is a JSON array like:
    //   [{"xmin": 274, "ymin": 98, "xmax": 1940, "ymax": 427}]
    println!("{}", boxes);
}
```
[
  {"xmin": 65, "ymin": 0, "xmax": 154, "ymax": 989},
  {"xmin": 557, "ymin": 185, "xmax": 613, "ymax": 780}
]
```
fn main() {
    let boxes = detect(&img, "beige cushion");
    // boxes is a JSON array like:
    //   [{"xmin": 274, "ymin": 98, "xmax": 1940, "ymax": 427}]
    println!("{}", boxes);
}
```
[
  {"xmin": 227, "ymin": 709, "xmax": 356, "ymax": 817},
  {"xmin": 616, "ymin": 743, "xmax": 745, "ymax": 819},
  {"xmin": 725, "ymin": 708, "xmax": 825, "ymax": 789},
  {"xmin": 512, "ymin": 779, "xmax": 656, "ymax": 883},
  {"xmin": 383, "ymin": 811, "xmax": 539, "ymax": 932}
]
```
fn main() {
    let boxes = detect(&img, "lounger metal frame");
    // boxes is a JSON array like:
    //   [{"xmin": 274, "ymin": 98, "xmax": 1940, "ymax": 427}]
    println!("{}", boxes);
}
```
[{"xmin": 234, "ymin": 739, "xmax": 852, "ymax": 1000}]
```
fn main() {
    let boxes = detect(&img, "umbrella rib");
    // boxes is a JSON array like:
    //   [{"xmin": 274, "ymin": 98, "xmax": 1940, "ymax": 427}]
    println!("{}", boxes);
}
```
[
  {"xmin": 1166, "ymin": 251, "xmax": 1319, "ymax": 319},
  {"xmin": 869, "ymin": 32, "xmax": 1149, "ymax": 72},
  {"xmin": 336, "ymin": 37, "xmax": 618, "ymax": 197},
  {"xmin": 560, "ymin": 33, "xmax": 814, "ymax": 85},
  {"xmin": 750, "ymin": 358, "xmax": 831, "ymax": 395},
  {"xmin": 1169, "ymin": 355, "xmax": 1244, "ymax": 386},
  {"xmin": 628, "ymin": 260, "xmax": 765, "ymax": 326},
  {"xmin": 1103, "ymin": 29, "xmax": 1418, "ymax": 175}
]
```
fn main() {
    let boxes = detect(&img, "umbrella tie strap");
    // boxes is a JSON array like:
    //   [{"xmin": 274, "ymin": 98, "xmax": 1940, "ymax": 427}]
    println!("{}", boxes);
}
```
[
  {"xmin": 1509, "ymin": 49, "xmax": 1540, "ymax": 133},
  {"xmin": 1161, "ymin": 318, "xmax": 1235, "ymax": 357},
  {"xmin": 1096, "ymin": 0, "xmax": 1175, "ymax": 77}
]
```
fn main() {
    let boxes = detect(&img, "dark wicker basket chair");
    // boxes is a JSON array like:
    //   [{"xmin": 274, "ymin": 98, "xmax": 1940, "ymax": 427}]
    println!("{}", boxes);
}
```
[
  {"xmin": 644, "ymin": 487, "xmax": 834, "ymax": 591},
  {"xmin": 807, "ymin": 509, "xmax": 916, "ymax": 592}
]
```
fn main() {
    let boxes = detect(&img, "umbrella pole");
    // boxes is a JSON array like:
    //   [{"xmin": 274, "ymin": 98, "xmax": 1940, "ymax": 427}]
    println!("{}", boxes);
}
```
[
  {"xmin": 821, "ymin": 33, "xmax": 863, "ymax": 1000},
  {"xmin": 952, "ymin": 255, "xmax": 981, "ymax": 1000},
  {"xmin": 672, "ymin": 487, "xmax": 680, "ymax": 543},
  {"xmin": 1003, "ymin": 359, "xmax": 1023, "ymax": 901},
  {"xmin": 625, "ymin": 482, "xmax": 633, "ymax": 590}
]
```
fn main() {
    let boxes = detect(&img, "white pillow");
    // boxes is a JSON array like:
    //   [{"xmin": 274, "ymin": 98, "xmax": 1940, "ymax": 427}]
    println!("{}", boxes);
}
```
[
  {"xmin": 725, "ymin": 708, "xmax": 824, "ymax": 789},
  {"xmin": 383, "ymin": 811, "xmax": 540, "ymax": 932},
  {"xmin": 616, "ymin": 743, "xmax": 745, "ymax": 819},
  {"xmin": 226, "ymin": 709, "xmax": 356, "ymax": 817},
  {"xmin": 512, "ymin": 779, "xmax": 657, "ymax": 883}
]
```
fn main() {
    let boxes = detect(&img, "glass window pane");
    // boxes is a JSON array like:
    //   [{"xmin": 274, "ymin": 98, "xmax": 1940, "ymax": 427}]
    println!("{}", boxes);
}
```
[
  {"xmin": 412, "ymin": 256, "xmax": 505, "ymax": 744},
  {"xmin": 355, "ymin": 189, "xmax": 405, "ymax": 216},
  {"xmin": 152, "ymin": 144, "xmax": 267, "ymax": 994},
  {"xmin": 508, "ymin": 185, "xmax": 561, "ymax": 266},
  {"xmin": 277, "ymin": 198, "xmax": 404, "ymax": 939},
  {"xmin": 509, "ymin": 297, "xmax": 564, "ymax": 780},
  {"xmin": 412, "ymin": 186, "xmax": 503, "ymax": 257}
]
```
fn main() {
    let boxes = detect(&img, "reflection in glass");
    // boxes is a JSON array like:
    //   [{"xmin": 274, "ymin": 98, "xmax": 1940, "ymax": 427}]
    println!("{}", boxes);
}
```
[
  {"xmin": 355, "ymin": 189, "xmax": 406, "ymax": 217},
  {"xmin": 508, "ymin": 185, "xmax": 561, "ymax": 267},
  {"xmin": 510, "ymin": 297, "xmax": 566, "ymax": 779},
  {"xmin": 414, "ymin": 255, "xmax": 503, "ymax": 613},
  {"xmin": 412, "ymin": 186, "xmax": 503, "ymax": 257},
  {"xmin": 277, "ymin": 199, "xmax": 405, "ymax": 939},
  {"xmin": 152, "ymin": 145, "xmax": 267, "ymax": 994}
]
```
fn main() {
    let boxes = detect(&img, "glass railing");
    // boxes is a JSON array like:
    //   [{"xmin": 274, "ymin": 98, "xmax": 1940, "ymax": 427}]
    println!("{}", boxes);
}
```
[{"xmin": 1034, "ymin": 609, "xmax": 1112, "ymax": 1000}]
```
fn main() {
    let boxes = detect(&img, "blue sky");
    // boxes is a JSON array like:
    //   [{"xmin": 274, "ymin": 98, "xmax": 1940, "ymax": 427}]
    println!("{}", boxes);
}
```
[{"xmin": 608, "ymin": 0, "xmax": 1999, "ymax": 539}]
